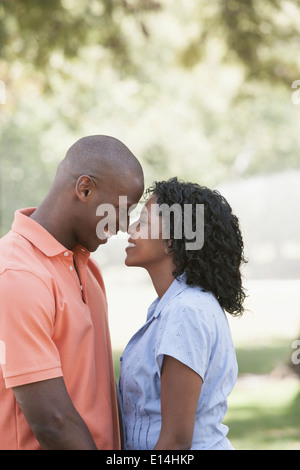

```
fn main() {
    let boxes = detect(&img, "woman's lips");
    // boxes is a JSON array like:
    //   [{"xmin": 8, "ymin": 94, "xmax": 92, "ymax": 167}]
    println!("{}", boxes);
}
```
[{"xmin": 126, "ymin": 238, "xmax": 136, "ymax": 250}]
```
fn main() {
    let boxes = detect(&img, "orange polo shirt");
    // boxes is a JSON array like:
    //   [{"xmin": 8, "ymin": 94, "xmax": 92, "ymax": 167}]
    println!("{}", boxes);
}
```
[{"xmin": 0, "ymin": 208, "xmax": 120, "ymax": 450}]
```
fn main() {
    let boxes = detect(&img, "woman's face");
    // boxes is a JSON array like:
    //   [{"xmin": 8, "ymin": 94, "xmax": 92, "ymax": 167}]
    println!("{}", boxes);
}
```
[{"xmin": 125, "ymin": 195, "xmax": 170, "ymax": 269}]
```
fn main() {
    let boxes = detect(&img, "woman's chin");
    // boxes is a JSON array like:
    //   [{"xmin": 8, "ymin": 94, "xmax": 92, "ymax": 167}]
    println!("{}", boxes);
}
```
[
  {"xmin": 125, "ymin": 253, "xmax": 137, "ymax": 267},
  {"xmin": 125, "ymin": 251, "xmax": 144, "ymax": 268}
]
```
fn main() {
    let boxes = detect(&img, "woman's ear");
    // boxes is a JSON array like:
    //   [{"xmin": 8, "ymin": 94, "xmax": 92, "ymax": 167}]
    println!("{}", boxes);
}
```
[{"xmin": 75, "ymin": 175, "xmax": 95, "ymax": 202}]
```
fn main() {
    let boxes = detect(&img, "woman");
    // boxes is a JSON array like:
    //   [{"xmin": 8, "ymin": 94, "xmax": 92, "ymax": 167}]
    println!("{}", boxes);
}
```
[{"xmin": 119, "ymin": 177, "xmax": 246, "ymax": 450}]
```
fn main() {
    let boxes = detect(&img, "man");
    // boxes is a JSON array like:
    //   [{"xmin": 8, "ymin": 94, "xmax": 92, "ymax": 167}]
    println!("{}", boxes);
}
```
[{"xmin": 0, "ymin": 135, "xmax": 144, "ymax": 450}]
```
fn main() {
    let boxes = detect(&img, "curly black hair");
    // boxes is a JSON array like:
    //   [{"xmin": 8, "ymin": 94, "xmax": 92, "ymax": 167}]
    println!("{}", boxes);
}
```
[{"xmin": 145, "ymin": 177, "xmax": 247, "ymax": 317}]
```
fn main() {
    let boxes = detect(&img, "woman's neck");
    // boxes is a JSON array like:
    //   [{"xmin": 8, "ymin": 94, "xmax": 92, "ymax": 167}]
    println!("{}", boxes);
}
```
[{"xmin": 146, "ymin": 261, "xmax": 176, "ymax": 299}]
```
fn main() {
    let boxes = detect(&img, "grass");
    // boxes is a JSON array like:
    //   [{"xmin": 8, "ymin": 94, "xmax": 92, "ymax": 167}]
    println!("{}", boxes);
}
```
[
  {"xmin": 235, "ymin": 340, "xmax": 292, "ymax": 375},
  {"xmin": 225, "ymin": 376, "xmax": 300, "ymax": 450},
  {"xmin": 224, "ymin": 339, "xmax": 300, "ymax": 450},
  {"xmin": 113, "ymin": 351, "xmax": 122, "ymax": 382}
]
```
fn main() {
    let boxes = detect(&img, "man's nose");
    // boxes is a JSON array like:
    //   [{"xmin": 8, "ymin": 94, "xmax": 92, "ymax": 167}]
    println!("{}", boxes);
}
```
[{"xmin": 127, "ymin": 222, "xmax": 134, "ymax": 235}]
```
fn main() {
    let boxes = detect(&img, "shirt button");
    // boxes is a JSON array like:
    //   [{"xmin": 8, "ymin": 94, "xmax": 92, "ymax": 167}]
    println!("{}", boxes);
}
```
[
  {"xmin": 64, "ymin": 252, "xmax": 69, "ymax": 256},
  {"xmin": 69, "ymin": 266, "xmax": 73, "ymax": 271}
]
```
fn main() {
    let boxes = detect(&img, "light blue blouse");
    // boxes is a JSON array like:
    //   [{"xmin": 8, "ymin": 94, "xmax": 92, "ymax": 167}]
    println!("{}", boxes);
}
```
[{"xmin": 118, "ymin": 274, "xmax": 238, "ymax": 450}]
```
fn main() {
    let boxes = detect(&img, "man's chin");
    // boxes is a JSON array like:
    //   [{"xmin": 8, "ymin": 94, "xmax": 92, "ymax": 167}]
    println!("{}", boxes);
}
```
[
  {"xmin": 98, "ymin": 238, "xmax": 108, "ymax": 245},
  {"xmin": 84, "ymin": 237, "xmax": 108, "ymax": 253},
  {"xmin": 93, "ymin": 238, "xmax": 108, "ymax": 252}
]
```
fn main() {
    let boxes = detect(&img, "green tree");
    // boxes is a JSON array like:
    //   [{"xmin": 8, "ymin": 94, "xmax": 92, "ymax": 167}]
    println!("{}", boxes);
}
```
[
  {"xmin": 177, "ymin": 0, "xmax": 300, "ymax": 86},
  {"xmin": 0, "ymin": 0, "xmax": 161, "ymax": 74},
  {"xmin": 1, "ymin": 0, "xmax": 299, "ymax": 85},
  {"xmin": 1, "ymin": 0, "xmax": 300, "ymax": 235}
]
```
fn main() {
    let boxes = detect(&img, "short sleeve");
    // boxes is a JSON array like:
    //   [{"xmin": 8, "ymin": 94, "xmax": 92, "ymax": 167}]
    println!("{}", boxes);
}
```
[
  {"xmin": 0, "ymin": 270, "xmax": 62, "ymax": 388},
  {"xmin": 155, "ymin": 303, "xmax": 212, "ymax": 381}
]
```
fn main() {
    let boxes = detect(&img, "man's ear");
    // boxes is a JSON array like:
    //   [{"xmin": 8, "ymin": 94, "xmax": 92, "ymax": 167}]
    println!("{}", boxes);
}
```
[{"xmin": 75, "ymin": 175, "xmax": 95, "ymax": 202}]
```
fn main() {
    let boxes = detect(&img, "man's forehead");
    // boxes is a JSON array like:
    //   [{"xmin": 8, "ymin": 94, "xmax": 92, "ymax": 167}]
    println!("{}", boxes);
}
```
[
  {"xmin": 118, "ymin": 195, "xmax": 141, "ymax": 209},
  {"xmin": 97, "ymin": 170, "xmax": 143, "ymax": 206},
  {"xmin": 118, "ymin": 175, "xmax": 144, "ymax": 197},
  {"xmin": 101, "ymin": 188, "xmax": 143, "ymax": 208}
]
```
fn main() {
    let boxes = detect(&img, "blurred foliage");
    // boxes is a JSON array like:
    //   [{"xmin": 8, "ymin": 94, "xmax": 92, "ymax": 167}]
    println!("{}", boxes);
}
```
[
  {"xmin": 0, "ymin": 0, "xmax": 300, "ymax": 235},
  {"xmin": 178, "ymin": 0, "xmax": 300, "ymax": 86},
  {"xmin": 0, "ymin": 0, "xmax": 161, "ymax": 74},
  {"xmin": 1, "ymin": 0, "xmax": 298, "ymax": 84}
]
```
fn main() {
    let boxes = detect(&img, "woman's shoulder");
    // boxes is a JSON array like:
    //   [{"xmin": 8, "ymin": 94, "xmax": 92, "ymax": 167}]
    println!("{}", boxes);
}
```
[
  {"xmin": 159, "ymin": 283, "xmax": 227, "ymax": 336},
  {"xmin": 170, "ymin": 281, "xmax": 223, "ymax": 314}
]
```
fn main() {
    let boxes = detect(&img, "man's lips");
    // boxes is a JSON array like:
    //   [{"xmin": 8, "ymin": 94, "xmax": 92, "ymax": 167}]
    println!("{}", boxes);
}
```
[{"xmin": 103, "ymin": 227, "xmax": 113, "ymax": 239}]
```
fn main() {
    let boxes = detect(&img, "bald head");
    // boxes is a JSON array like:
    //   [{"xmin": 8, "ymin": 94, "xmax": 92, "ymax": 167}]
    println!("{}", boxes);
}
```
[
  {"xmin": 58, "ymin": 135, "xmax": 143, "ymax": 184},
  {"xmin": 35, "ymin": 135, "xmax": 144, "ymax": 252}
]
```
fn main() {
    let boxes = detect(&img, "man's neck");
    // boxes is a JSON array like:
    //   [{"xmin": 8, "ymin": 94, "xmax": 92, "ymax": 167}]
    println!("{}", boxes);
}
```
[{"xmin": 30, "ymin": 198, "xmax": 77, "ymax": 251}]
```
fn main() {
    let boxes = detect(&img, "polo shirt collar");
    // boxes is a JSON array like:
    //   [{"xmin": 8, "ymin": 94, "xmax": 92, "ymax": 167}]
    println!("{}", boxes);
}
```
[
  {"xmin": 147, "ymin": 273, "xmax": 189, "ymax": 321},
  {"xmin": 12, "ymin": 208, "xmax": 80, "ymax": 258}
]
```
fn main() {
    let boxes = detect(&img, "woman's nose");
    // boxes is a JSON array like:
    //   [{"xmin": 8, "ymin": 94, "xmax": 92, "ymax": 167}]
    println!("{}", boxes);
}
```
[
  {"xmin": 119, "ymin": 214, "xmax": 130, "ymax": 232},
  {"xmin": 127, "ymin": 220, "xmax": 139, "ymax": 235}
]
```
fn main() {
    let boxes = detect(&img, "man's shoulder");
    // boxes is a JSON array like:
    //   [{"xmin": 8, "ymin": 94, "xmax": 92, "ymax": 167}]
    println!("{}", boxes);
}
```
[
  {"xmin": 0, "ymin": 229, "xmax": 31, "ymax": 272},
  {"xmin": 0, "ymin": 230, "xmax": 53, "ymax": 292}
]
